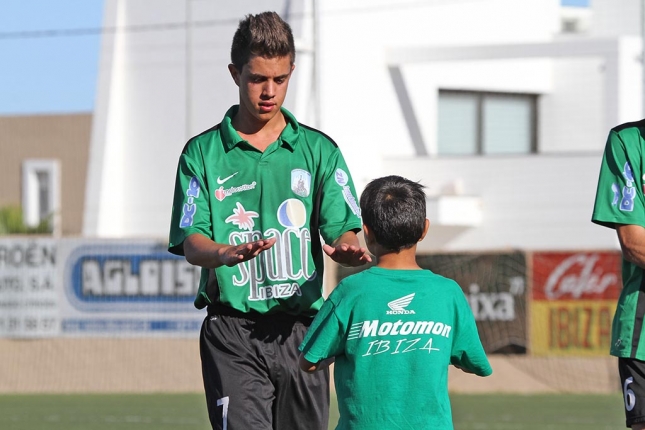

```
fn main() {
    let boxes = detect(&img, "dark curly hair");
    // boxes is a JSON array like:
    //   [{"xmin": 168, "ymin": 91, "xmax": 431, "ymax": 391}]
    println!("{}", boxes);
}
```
[{"xmin": 360, "ymin": 175, "xmax": 426, "ymax": 252}]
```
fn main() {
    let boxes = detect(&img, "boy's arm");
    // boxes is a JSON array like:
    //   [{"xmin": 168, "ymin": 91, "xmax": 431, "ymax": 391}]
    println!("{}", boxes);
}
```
[
  {"xmin": 323, "ymin": 230, "xmax": 371, "ymax": 267},
  {"xmin": 451, "ymin": 351, "xmax": 491, "ymax": 376},
  {"xmin": 450, "ymin": 290, "xmax": 493, "ymax": 377},
  {"xmin": 452, "ymin": 363, "xmax": 475, "ymax": 374},
  {"xmin": 316, "ymin": 146, "xmax": 370, "ymax": 267},
  {"xmin": 298, "ymin": 354, "xmax": 335, "ymax": 373},
  {"xmin": 183, "ymin": 232, "xmax": 276, "ymax": 269},
  {"xmin": 298, "ymin": 297, "xmax": 344, "ymax": 373},
  {"xmin": 450, "ymin": 331, "xmax": 492, "ymax": 377},
  {"xmin": 616, "ymin": 224, "xmax": 645, "ymax": 269}
]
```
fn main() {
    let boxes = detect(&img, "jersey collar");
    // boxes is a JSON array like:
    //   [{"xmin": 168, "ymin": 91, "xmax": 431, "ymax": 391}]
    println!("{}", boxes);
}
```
[{"xmin": 221, "ymin": 105, "xmax": 300, "ymax": 151}]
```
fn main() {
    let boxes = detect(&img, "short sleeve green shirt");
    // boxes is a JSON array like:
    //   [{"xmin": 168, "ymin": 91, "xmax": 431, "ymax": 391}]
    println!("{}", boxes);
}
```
[
  {"xmin": 168, "ymin": 106, "xmax": 362, "ymax": 316},
  {"xmin": 299, "ymin": 267, "xmax": 492, "ymax": 430},
  {"xmin": 592, "ymin": 120, "xmax": 645, "ymax": 359}
]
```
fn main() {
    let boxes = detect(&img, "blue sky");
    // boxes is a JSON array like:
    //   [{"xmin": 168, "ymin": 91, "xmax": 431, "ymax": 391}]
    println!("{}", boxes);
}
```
[
  {"xmin": 561, "ymin": 0, "xmax": 590, "ymax": 6},
  {"xmin": 0, "ymin": 0, "xmax": 589, "ymax": 115},
  {"xmin": 0, "ymin": 0, "xmax": 104, "ymax": 115}
]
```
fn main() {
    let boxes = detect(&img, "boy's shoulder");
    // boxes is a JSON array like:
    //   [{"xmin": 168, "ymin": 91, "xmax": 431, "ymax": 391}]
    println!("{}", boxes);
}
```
[
  {"xmin": 335, "ymin": 266, "xmax": 463, "ymax": 294},
  {"xmin": 329, "ymin": 268, "xmax": 467, "ymax": 322},
  {"xmin": 612, "ymin": 119, "xmax": 645, "ymax": 135}
]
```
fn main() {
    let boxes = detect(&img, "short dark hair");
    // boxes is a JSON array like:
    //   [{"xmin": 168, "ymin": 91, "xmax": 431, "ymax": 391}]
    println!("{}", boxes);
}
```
[
  {"xmin": 360, "ymin": 175, "xmax": 426, "ymax": 252},
  {"xmin": 230, "ymin": 11, "xmax": 296, "ymax": 71}
]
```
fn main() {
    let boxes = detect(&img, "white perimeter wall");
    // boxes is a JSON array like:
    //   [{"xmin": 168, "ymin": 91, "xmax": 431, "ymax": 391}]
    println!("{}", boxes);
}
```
[
  {"xmin": 85, "ymin": 0, "xmax": 643, "ymax": 252},
  {"xmin": 316, "ymin": 0, "xmax": 560, "ymax": 186},
  {"xmin": 385, "ymin": 154, "xmax": 620, "ymax": 252},
  {"xmin": 591, "ymin": 0, "xmax": 641, "ymax": 37}
]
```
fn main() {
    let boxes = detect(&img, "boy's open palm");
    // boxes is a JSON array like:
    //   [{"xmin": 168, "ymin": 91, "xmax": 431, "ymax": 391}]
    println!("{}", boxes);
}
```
[
  {"xmin": 323, "ymin": 243, "xmax": 372, "ymax": 267},
  {"xmin": 222, "ymin": 237, "xmax": 277, "ymax": 266}
]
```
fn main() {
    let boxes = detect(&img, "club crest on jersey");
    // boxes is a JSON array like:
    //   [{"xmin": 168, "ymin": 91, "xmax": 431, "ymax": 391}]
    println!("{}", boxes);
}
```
[
  {"xmin": 291, "ymin": 169, "xmax": 311, "ymax": 198},
  {"xmin": 387, "ymin": 293, "xmax": 416, "ymax": 315},
  {"xmin": 225, "ymin": 202, "xmax": 259, "ymax": 231}
]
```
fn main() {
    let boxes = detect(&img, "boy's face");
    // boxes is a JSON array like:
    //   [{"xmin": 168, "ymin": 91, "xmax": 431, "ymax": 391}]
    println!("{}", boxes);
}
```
[{"xmin": 229, "ymin": 55, "xmax": 294, "ymax": 126}]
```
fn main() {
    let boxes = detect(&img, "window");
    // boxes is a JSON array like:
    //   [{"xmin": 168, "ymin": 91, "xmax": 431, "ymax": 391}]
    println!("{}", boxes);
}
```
[
  {"xmin": 22, "ymin": 159, "xmax": 60, "ymax": 234},
  {"xmin": 562, "ymin": 18, "xmax": 580, "ymax": 33},
  {"xmin": 438, "ymin": 90, "xmax": 537, "ymax": 156}
]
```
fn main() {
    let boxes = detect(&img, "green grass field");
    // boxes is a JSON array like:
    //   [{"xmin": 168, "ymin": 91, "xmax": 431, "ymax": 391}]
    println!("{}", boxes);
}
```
[{"xmin": 0, "ymin": 392, "xmax": 625, "ymax": 429}]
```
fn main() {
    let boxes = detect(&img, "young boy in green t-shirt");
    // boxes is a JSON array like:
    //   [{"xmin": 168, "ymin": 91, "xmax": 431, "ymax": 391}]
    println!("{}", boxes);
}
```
[{"xmin": 298, "ymin": 175, "xmax": 492, "ymax": 430}]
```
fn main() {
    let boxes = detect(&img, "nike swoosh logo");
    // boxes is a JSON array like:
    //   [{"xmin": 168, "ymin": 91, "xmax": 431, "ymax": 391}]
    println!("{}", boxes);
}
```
[{"xmin": 217, "ymin": 172, "xmax": 238, "ymax": 185}]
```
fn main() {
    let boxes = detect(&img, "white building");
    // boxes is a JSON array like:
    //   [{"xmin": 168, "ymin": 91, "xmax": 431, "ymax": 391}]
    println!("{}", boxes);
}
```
[{"xmin": 84, "ymin": 0, "xmax": 640, "ymax": 252}]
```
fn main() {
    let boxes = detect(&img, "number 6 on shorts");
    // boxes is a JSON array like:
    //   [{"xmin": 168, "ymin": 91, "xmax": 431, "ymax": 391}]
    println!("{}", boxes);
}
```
[{"xmin": 625, "ymin": 377, "xmax": 636, "ymax": 411}]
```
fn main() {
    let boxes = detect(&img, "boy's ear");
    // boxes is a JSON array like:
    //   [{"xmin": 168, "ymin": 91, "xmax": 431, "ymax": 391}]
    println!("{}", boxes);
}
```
[
  {"xmin": 362, "ymin": 224, "xmax": 370, "ymax": 240},
  {"xmin": 419, "ymin": 219, "xmax": 430, "ymax": 242},
  {"xmin": 228, "ymin": 63, "xmax": 241, "ymax": 86}
]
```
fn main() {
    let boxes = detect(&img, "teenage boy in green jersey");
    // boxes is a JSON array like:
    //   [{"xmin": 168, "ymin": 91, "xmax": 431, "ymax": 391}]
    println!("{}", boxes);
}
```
[
  {"xmin": 168, "ymin": 11, "xmax": 371, "ymax": 430},
  {"xmin": 592, "ymin": 120, "xmax": 645, "ymax": 429},
  {"xmin": 299, "ymin": 175, "xmax": 492, "ymax": 430}
]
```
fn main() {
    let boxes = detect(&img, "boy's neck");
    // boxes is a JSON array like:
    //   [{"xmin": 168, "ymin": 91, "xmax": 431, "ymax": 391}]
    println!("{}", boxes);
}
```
[
  {"xmin": 232, "ymin": 111, "xmax": 286, "ymax": 152},
  {"xmin": 375, "ymin": 245, "xmax": 421, "ymax": 270}
]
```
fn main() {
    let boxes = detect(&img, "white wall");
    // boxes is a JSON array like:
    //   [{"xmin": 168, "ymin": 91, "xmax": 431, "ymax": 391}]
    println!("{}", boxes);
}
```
[
  {"xmin": 539, "ymin": 58, "xmax": 605, "ymax": 153},
  {"xmin": 404, "ymin": 58, "xmax": 553, "ymax": 156},
  {"xmin": 84, "ymin": 0, "xmax": 641, "ymax": 253},
  {"xmin": 384, "ymin": 154, "xmax": 619, "ymax": 252},
  {"xmin": 591, "ymin": 0, "xmax": 640, "ymax": 37},
  {"xmin": 316, "ymin": 0, "xmax": 561, "ymax": 189}
]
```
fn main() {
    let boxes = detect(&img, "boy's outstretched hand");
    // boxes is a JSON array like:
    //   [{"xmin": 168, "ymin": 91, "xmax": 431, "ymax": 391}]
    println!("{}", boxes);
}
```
[
  {"xmin": 323, "ymin": 242, "xmax": 372, "ymax": 267},
  {"xmin": 183, "ymin": 233, "xmax": 277, "ymax": 269},
  {"xmin": 221, "ymin": 237, "xmax": 277, "ymax": 266}
]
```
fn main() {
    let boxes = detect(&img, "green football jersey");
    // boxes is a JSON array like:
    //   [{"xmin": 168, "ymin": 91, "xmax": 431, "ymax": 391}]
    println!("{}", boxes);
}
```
[
  {"xmin": 168, "ymin": 106, "xmax": 362, "ymax": 316},
  {"xmin": 299, "ymin": 267, "xmax": 492, "ymax": 430},
  {"xmin": 592, "ymin": 120, "xmax": 645, "ymax": 359}
]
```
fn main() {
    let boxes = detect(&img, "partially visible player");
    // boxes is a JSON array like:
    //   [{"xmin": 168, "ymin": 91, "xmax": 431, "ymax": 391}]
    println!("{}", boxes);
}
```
[
  {"xmin": 299, "ymin": 175, "xmax": 492, "ymax": 430},
  {"xmin": 592, "ymin": 120, "xmax": 645, "ymax": 429},
  {"xmin": 168, "ymin": 11, "xmax": 370, "ymax": 430}
]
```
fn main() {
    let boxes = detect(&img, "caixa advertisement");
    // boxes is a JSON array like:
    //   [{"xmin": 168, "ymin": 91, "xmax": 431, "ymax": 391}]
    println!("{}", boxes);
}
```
[
  {"xmin": 416, "ymin": 252, "xmax": 527, "ymax": 354},
  {"xmin": 0, "ymin": 238, "xmax": 205, "ymax": 338},
  {"xmin": 531, "ymin": 251, "xmax": 621, "ymax": 356},
  {"xmin": 338, "ymin": 252, "xmax": 528, "ymax": 354}
]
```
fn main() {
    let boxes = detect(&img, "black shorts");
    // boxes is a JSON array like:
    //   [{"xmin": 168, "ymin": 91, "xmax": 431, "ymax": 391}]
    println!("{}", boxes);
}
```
[
  {"xmin": 619, "ymin": 357, "xmax": 645, "ymax": 427},
  {"xmin": 200, "ymin": 306, "xmax": 330, "ymax": 430}
]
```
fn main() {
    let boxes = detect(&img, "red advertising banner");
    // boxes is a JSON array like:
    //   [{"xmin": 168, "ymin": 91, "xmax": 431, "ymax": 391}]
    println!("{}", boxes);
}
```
[
  {"xmin": 532, "ymin": 252, "xmax": 621, "ymax": 301},
  {"xmin": 531, "ymin": 251, "xmax": 621, "ymax": 356}
]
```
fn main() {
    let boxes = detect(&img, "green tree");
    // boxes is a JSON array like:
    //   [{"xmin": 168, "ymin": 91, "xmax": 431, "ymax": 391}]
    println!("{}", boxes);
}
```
[{"xmin": 0, "ymin": 206, "xmax": 52, "ymax": 235}]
